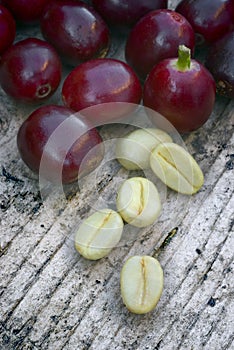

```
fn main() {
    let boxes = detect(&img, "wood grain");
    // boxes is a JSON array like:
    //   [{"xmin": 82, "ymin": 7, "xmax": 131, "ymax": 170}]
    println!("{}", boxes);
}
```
[{"xmin": 0, "ymin": 1, "xmax": 233, "ymax": 349}]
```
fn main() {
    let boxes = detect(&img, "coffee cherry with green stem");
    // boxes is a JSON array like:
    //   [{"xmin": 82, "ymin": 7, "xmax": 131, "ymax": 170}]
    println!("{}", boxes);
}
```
[{"xmin": 143, "ymin": 45, "xmax": 216, "ymax": 133}]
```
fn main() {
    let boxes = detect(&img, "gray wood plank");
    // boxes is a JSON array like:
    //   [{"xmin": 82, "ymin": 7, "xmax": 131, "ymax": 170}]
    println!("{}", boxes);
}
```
[{"xmin": 0, "ymin": 0, "xmax": 233, "ymax": 349}]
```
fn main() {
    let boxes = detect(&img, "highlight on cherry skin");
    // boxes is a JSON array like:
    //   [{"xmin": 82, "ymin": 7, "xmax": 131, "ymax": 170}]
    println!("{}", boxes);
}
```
[
  {"xmin": 40, "ymin": 0, "xmax": 110, "ymax": 66},
  {"xmin": 17, "ymin": 105, "xmax": 104, "ymax": 184},
  {"xmin": 0, "ymin": 38, "xmax": 62, "ymax": 102},
  {"xmin": 125, "ymin": 9, "xmax": 195, "ymax": 79}
]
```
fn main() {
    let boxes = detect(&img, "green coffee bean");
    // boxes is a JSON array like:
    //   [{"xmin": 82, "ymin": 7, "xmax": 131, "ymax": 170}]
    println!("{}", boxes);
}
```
[
  {"xmin": 150, "ymin": 142, "xmax": 204, "ymax": 195},
  {"xmin": 75, "ymin": 209, "xmax": 124, "ymax": 260},
  {"xmin": 116, "ymin": 128, "xmax": 172, "ymax": 170},
  {"xmin": 120, "ymin": 255, "xmax": 164, "ymax": 314},
  {"xmin": 116, "ymin": 177, "xmax": 161, "ymax": 227}
]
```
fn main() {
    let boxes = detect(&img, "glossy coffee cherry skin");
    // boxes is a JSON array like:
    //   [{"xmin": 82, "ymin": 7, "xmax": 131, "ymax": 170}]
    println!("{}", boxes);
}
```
[
  {"xmin": 40, "ymin": 0, "xmax": 110, "ymax": 66},
  {"xmin": 2, "ymin": 0, "xmax": 48, "ymax": 23},
  {"xmin": 62, "ymin": 58, "xmax": 142, "ymax": 118},
  {"xmin": 17, "ymin": 105, "xmax": 103, "ymax": 184},
  {"xmin": 143, "ymin": 52, "xmax": 216, "ymax": 133},
  {"xmin": 0, "ymin": 5, "xmax": 16, "ymax": 55},
  {"xmin": 92, "ymin": 0, "xmax": 167, "ymax": 28},
  {"xmin": 125, "ymin": 9, "xmax": 195, "ymax": 79},
  {"xmin": 206, "ymin": 31, "xmax": 234, "ymax": 99},
  {"xmin": 0, "ymin": 38, "xmax": 62, "ymax": 102},
  {"xmin": 176, "ymin": 0, "xmax": 234, "ymax": 44}
]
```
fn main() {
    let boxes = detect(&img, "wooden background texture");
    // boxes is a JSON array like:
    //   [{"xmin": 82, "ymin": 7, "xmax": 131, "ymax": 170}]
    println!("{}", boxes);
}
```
[{"xmin": 0, "ymin": 0, "xmax": 233, "ymax": 349}]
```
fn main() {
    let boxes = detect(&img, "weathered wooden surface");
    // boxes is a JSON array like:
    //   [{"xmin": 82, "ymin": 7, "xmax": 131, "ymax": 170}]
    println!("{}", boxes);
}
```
[{"xmin": 0, "ymin": 1, "xmax": 233, "ymax": 349}]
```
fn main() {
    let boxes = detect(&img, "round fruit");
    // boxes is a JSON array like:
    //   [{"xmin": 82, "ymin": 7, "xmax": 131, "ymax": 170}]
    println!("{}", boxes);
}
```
[
  {"xmin": 62, "ymin": 58, "xmax": 142, "ymax": 122},
  {"xmin": 176, "ymin": 0, "xmax": 234, "ymax": 44},
  {"xmin": 0, "ymin": 5, "xmax": 16, "ymax": 55},
  {"xmin": 17, "ymin": 105, "xmax": 103, "ymax": 184},
  {"xmin": 125, "ymin": 9, "xmax": 195, "ymax": 79},
  {"xmin": 0, "ymin": 38, "xmax": 62, "ymax": 102},
  {"xmin": 205, "ymin": 31, "xmax": 234, "ymax": 99},
  {"xmin": 92, "ymin": 0, "xmax": 167, "ymax": 28},
  {"xmin": 40, "ymin": 0, "xmax": 110, "ymax": 66},
  {"xmin": 143, "ymin": 45, "xmax": 216, "ymax": 133},
  {"xmin": 2, "ymin": 0, "xmax": 48, "ymax": 23}
]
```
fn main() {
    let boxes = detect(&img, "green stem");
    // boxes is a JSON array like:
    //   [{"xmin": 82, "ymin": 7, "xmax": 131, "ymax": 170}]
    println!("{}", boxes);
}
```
[{"xmin": 176, "ymin": 45, "xmax": 191, "ymax": 71}]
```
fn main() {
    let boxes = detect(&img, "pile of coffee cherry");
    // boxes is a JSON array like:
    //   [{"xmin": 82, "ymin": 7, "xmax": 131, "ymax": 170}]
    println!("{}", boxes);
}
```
[{"xmin": 0, "ymin": 0, "xmax": 233, "ymax": 184}]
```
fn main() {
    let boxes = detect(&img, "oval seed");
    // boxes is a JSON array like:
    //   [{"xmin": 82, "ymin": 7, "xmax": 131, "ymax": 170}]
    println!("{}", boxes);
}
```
[
  {"xmin": 116, "ymin": 177, "xmax": 161, "ymax": 227},
  {"xmin": 116, "ymin": 128, "xmax": 172, "ymax": 170},
  {"xmin": 75, "ymin": 209, "xmax": 124, "ymax": 260},
  {"xmin": 120, "ymin": 255, "xmax": 164, "ymax": 314},
  {"xmin": 150, "ymin": 142, "xmax": 204, "ymax": 195}
]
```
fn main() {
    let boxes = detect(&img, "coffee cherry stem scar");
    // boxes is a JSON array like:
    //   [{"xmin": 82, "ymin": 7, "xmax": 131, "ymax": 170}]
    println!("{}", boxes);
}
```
[{"xmin": 36, "ymin": 83, "xmax": 51, "ymax": 99}]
